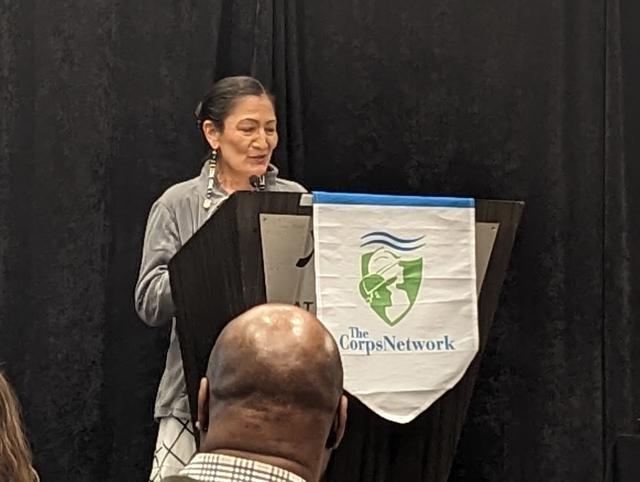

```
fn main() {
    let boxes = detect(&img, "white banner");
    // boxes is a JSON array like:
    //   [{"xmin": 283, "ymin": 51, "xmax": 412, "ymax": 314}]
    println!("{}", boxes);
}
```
[{"xmin": 313, "ymin": 192, "xmax": 478, "ymax": 423}]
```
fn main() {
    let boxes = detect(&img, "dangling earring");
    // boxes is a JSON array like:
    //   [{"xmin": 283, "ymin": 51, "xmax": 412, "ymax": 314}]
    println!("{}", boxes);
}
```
[{"xmin": 203, "ymin": 148, "xmax": 218, "ymax": 210}]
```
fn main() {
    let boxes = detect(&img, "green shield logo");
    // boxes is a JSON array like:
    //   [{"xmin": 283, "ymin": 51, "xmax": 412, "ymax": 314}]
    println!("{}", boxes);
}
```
[{"xmin": 358, "ymin": 232, "xmax": 424, "ymax": 326}]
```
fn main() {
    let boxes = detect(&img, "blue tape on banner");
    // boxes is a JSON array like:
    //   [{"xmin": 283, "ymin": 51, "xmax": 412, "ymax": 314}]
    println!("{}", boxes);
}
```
[{"xmin": 312, "ymin": 191, "xmax": 475, "ymax": 208}]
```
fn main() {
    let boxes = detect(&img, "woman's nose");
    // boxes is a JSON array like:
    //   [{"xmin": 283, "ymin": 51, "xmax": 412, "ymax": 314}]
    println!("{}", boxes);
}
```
[{"xmin": 254, "ymin": 130, "xmax": 270, "ymax": 148}]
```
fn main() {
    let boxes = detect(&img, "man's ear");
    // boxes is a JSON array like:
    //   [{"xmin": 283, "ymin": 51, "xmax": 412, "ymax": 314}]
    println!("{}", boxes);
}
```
[
  {"xmin": 197, "ymin": 377, "xmax": 210, "ymax": 433},
  {"xmin": 325, "ymin": 394, "xmax": 348, "ymax": 449},
  {"xmin": 202, "ymin": 120, "xmax": 221, "ymax": 150}
]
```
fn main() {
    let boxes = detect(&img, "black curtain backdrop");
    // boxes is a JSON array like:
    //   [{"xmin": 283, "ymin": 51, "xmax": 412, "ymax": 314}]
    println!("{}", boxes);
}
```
[{"xmin": 0, "ymin": 1, "xmax": 638, "ymax": 481}]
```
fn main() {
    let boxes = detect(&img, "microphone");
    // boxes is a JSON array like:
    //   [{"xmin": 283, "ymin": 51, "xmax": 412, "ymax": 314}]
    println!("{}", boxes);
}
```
[{"xmin": 249, "ymin": 175, "xmax": 266, "ymax": 191}]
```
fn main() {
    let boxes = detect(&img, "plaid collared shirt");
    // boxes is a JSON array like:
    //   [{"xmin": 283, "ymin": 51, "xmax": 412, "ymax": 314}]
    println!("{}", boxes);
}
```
[{"xmin": 179, "ymin": 453, "xmax": 307, "ymax": 482}]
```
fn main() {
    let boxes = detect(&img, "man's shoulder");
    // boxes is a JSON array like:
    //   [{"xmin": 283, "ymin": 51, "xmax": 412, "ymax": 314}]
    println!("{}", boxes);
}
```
[{"xmin": 160, "ymin": 476, "xmax": 199, "ymax": 482}]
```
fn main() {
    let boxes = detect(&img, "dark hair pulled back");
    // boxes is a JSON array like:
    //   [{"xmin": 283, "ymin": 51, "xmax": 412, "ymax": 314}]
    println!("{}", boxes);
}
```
[{"xmin": 194, "ymin": 76, "xmax": 274, "ymax": 132}]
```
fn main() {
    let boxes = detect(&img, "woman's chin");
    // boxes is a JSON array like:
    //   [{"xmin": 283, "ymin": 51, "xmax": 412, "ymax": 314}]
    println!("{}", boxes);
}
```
[{"xmin": 246, "ymin": 162, "xmax": 269, "ymax": 176}]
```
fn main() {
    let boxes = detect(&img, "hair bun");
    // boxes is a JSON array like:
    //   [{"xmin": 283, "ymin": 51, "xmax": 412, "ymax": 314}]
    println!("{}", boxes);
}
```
[{"xmin": 194, "ymin": 101, "xmax": 204, "ymax": 128}]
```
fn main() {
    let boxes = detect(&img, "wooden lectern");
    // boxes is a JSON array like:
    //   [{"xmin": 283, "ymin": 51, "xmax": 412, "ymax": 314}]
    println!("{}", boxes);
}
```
[{"xmin": 168, "ymin": 192, "xmax": 523, "ymax": 482}]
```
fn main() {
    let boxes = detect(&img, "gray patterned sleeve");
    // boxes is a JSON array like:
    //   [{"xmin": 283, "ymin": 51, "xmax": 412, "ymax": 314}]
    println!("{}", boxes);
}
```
[{"xmin": 134, "ymin": 200, "xmax": 180, "ymax": 327}]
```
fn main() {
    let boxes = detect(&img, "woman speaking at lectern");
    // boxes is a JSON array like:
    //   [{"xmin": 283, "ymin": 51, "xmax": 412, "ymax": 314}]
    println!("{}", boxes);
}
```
[{"xmin": 134, "ymin": 76, "xmax": 305, "ymax": 480}]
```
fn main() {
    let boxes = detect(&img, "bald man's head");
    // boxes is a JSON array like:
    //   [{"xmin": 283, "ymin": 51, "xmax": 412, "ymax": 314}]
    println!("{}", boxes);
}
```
[
  {"xmin": 196, "ymin": 304, "xmax": 348, "ymax": 480},
  {"xmin": 206, "ymin": 304, "xmax": 343, "ymax": 416}
]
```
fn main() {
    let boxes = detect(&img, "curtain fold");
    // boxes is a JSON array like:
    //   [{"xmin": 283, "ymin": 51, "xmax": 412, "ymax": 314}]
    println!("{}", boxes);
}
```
[{"xmin": 604, "ymin": 0, "xmax": 640, "ymax": 469}]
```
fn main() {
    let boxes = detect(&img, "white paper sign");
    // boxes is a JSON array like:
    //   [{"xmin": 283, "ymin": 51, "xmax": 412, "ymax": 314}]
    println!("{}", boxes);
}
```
[{"xmin": 260, "ymin": 214, "xmax": 316, "ymax": 312}]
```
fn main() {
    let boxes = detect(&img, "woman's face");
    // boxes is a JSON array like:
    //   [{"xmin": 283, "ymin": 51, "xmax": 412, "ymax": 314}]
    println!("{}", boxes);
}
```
[{"xmin": 204, "ymin": 94, "xmax": 278, "ymax": 179}]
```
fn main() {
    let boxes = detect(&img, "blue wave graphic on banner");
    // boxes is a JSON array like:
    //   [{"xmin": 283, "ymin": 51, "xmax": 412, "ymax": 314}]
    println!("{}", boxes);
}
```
[
  {"xmin": 362, "ymin": 232, "xmax": 424, "ymax": 244},
  {"xmin": 360, "ymin": 232, "xmax": 425, "ymax": 251}
]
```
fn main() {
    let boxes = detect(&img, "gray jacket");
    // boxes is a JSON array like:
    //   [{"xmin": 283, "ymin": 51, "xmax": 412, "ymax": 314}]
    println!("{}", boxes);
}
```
[{"xmin": 135, "ymin": 161, "xmax": 306, "ymax": 419}]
